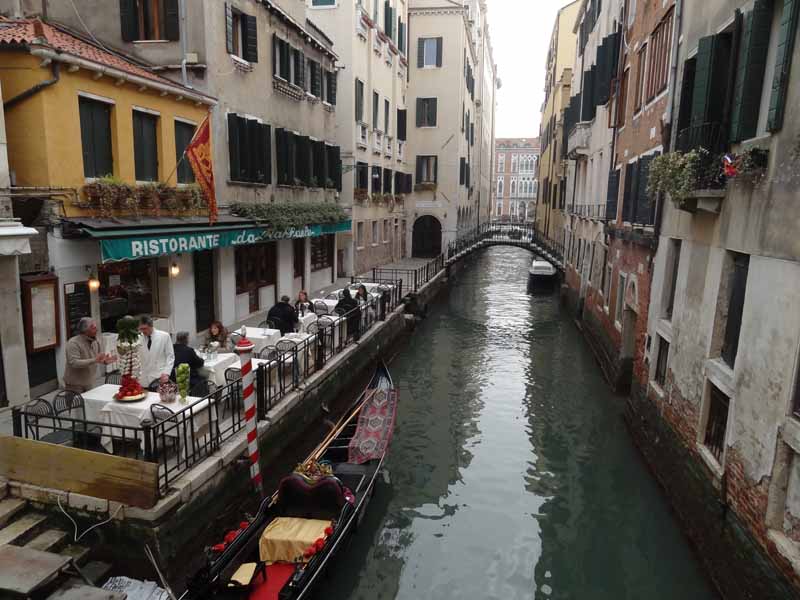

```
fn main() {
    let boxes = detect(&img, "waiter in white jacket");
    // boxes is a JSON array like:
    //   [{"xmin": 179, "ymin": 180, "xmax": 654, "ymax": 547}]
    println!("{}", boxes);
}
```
[{"xmin": 138, "ymin": 315, "xmax": 174, "ymax": 388}]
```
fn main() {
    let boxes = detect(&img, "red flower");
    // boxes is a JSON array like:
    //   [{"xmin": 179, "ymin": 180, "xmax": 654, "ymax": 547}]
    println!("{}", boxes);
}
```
[
  {"xmin": 314, "ymin": 538, "xmax": 325, "ymax": 551},
  {"xmin": 324, "ymin": 526, "xmax": 334, "ymax": 537},
  {"xmin": 304, "ymin": 546, "xmax": 317, "ymax": 558},
  {"xmin": 211, "ymin": 543, "xmax": 226, "ymax": 553},
  {"xmin": 224, "ymin": 530, "xmax": 238, "ymax": 544},
  {"xmin": 239, "ymin": 521, "xmax": 249, "ymax": 530}
]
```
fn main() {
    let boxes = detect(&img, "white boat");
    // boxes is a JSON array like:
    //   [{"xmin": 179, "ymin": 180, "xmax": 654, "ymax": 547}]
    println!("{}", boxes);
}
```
[{"xmin": 528, "ymin": 258, "xmax": 558, "ymax": 291}]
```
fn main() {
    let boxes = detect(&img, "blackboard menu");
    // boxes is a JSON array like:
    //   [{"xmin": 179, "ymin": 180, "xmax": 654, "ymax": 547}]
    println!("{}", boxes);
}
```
[
  {"xmin": 64, "ymin": 281, "xmax": 91, "ymax": 339},
  {"xmin": 311, "ymin": 235, "xmax": 334, "ymax": 272}
]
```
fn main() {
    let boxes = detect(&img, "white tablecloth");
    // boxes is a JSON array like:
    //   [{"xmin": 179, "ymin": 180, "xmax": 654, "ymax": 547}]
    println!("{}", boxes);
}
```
[
  {"xmin": 101, "ymin": 333, "xmax": 119, "ymax": 374},
  {"xmin": 298, "ymin": 312, "xmax": 317, "ymax": 333},
  {"xmin": 236, "ymin": 327, "xmax": 281, "ymax": 354},
  {"xmin": 82, "ymin": 384, "xmax": 211, "ymax": 454},
  {"xmin": 310, "ymin": 298, "xmax": 338, "ymax": 316},
  {"xmin": 198, "ymin": 352, "xmax": 239, "ymax": 386}
]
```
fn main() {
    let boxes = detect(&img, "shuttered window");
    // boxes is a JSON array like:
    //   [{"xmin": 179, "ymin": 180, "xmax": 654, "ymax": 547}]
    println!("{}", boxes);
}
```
[
  {"xmin": 616, "ymin": 68, "xmax": 629, "ymax": 126},
  {"xmin": 646, "ymin": 8, "xmax": 674, "ymax": 102},
  {"xmin": 225, "ymin": 4, "xmax": 258, "ymax": 62},
  {"xmin": 120, "ymin": 0, "xmax": 179, "ymax": 42},
  {"xmin": 174, "ymin": 120, "xmax": 196, "ymax": 184},
  {"xmin": 581, "ymin": 67, "xmax": 596, "ymax": 121},
  {"xmin": 397, "ymin": 108, "xmax": 407, "ymax": 140},
  {"xmin": 415, "ymin": 156, "xmax": 438, "ymax": 184},
  {"xmin": 326, "ymin": 145, "xmax": 342, "ymax": 191},
  {"xmin": 634, "ymin": 44, "xmax": 647, "ymax": 112},
  {"xmin": 767, "ymin": 0, "xmax": 800, "ymax": 131},
  {"xmin": 721, "ymin": 253, "xmax": 750, "ymax": 367},
  {"xmin": 355, "ymin": 79, "xmax": 365, "ymax": 122},
  {"xmin": 308, "ymin": 60, "xmax": 323, "ymax": 97},
  {"xmin": 373, "ymin": 91, "xmax": 380, "ymax": 129},
  {"xmin": 273, "ymin": 35, "xmax": 291, "ymax": 79},
  {"xmin": 606, "ymin": 169, "xmax": 620, "ymax": 221},
  {"xmin": 384, "ymin": 99, "xmax": 391, "ymax": 134},
  {"xmin": 292, "ymin": 49, "xmax": 306, "ymax": 88},
  {"xmin": 79, "ymin": 97, "xmax": 113, "ymax": 178},
  {"xmin": 398, "ymin": 20, "xmax": 406, "ymax": 54},
  {"xmin": 384, "ymin": 1, "xmax": 394, "ymax": 39},
  {"xmin": 229, "ymin": 114, "xmax": 270, "ymax": 184},
  {"xmin": 356, "ymin": 162, "xmax": 369, "ymax": 191},
  {"xmin": 622, "ymin": 161, "xmax": 638, "ymax": 223},
  {"xmin": 325, "ymin": 70, "xmax": 338, "ymax": 105},
  {"xmin": 633, "ymin": 153, "xmax": 657, "ymax": 225},
  {"xmin": 312, "ymin": 140, "xmax": 326, "ymax": 187},
  {"xmin": 731, "ymin": 2, "xmax": 773, "ymax": 142},
  {"xmin": 459, "ymin": 157, "xmax": 466, "ymax": 185},
  {"xmin": 133, "ymin": 110, "xmax": 158, "ymax": 182},
  {"xmin": 417, "ymin": 37, "xmax": 443, "ymax": 68},
  {"xmin": 416, "ymin": 98, "xmax": 438, "ymax": 127},
  {"xmin": 383, "ymin": 168, "xmax": 393, "ymax": 193}
]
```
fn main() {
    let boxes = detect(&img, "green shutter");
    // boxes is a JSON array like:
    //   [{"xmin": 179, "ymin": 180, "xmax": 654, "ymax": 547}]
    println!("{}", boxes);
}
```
[
  {"xmin": 275, "ymin": 127, "xmax": 287, "ymax": 184},
  {"xmin": 415, "ymin": 156, "xmax": 423, "ymax": 184},
  {"xmin": 417, "ymin": 38, "xmax": 425, "ymax": 68},
  {"xmin": 731, "ymin": 3, "xmax": 773, "ymax": 142},
  {"xmin": 767, "ymin": 0, "xmax": 800, "ymax": 131},
  {"xmin": 263, "ymin": 124, "xmax": 272, "ymax": 185},
  {"xmin": 690, "ymin": 36, "xmax": 717, "ymax": 130},
  {"xmin": 164, "ymin": 0, "xmax": 180, "ymax": 41},
  {"xmin": 119, "ymin": 0, "xmax": 137, "ymax": 42},
  {"xmin": 225, "ymin": 3, "xmax": 234, "ymax": 55},
  {"xmin": 243, "ymin": 15, "xmax": 258, "ymax": 62}
]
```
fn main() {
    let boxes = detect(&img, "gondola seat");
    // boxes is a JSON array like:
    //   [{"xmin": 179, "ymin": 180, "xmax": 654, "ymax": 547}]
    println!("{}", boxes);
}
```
[{"xmin": 276, "ymin": 473, "xmax": 345, "ymax": 520}]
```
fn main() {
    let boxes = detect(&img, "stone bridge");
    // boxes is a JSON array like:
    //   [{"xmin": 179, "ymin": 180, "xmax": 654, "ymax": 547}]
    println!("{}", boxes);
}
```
[{"xmin": 446, "ymin": 224, "xmax": 565, "ymax": 272}]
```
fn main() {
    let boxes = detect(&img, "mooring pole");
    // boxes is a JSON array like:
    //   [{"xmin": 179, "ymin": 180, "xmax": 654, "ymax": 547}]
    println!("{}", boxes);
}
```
[{"xmin": 235, "ymin": 336, "xmax": 263, "ymax": 496}]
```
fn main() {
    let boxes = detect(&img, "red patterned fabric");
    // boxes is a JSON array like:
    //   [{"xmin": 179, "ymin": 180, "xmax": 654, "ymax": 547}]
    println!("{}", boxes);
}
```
[
  {"xmin": 185, "ymin": 115, "xmax": 218, "ymax": 224},
  {"xmin": 348, "ymin": 388, "xmax": 398, "ymax": 464}
]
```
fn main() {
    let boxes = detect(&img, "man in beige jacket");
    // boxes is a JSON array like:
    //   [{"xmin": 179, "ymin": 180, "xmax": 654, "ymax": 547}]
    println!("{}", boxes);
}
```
[{"xmin": 63, "ymin": 317, "xmax": 113, "ymax": 392}]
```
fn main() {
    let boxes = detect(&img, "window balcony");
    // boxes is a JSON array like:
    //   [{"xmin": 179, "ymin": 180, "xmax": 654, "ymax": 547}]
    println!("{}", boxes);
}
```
[
  {"xmin": 567, "ymin": 122, "xmax": 591, "ymax": 159},
  {"xmin": 373, "ymin": 34, "xmax": 383, "ymax": 55},
  {"xmin": 384, "ymin": 136, "xmax": 393, "ymax": 158},
  {"xmin": 356, "ymin": 13, "xmax": 368, "ymax": 40},
  {"xmin": 373, "ymin": 130, "xmax": 383, "ymax": 154},
  {"xmin": 357, "ymin": 123, "xmax": 368, "ymax": 149}
]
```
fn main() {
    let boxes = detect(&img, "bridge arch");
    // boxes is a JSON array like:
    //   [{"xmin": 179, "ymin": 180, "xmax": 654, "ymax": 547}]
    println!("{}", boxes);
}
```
[{"xmin": 412, "ymin": 215, "xmax": 443, "ymax": 258}]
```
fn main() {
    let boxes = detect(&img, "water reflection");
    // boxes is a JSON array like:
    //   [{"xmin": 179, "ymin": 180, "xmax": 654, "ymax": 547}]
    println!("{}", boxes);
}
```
[{"xmin": 325, "ymin": 247, "xmax": 716, "ymax": 600}]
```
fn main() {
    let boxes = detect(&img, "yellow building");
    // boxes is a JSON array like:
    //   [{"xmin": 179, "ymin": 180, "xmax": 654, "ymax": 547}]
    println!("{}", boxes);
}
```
[{"xmin": 536, "ymin": 0, "xmax": 580, "ymax": 243}]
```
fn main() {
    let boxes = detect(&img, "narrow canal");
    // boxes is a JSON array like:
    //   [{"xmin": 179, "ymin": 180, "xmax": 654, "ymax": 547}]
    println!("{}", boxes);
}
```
[{"xmin": 326, "ymin": 246, "xmax": 718, "ymax": 600}]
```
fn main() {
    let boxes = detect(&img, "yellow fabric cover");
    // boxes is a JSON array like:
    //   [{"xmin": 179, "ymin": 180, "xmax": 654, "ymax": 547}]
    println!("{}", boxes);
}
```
[
  {"xmin": 230, "ymin": 563, "xmax": 257, "ymax": 586},
  {"xmin": 258, "ymin": 517, "xmax": 330, "ymax": 564}
]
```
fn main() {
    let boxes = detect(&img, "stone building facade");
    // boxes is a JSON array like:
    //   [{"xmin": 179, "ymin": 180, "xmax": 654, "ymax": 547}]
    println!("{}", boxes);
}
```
[{"xmin": 492, "ymin": 137, "xmax": 539, "ymax": 222}]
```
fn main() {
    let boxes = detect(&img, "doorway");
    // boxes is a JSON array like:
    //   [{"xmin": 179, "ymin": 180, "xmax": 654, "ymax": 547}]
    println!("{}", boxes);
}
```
[{"xmin": 412, "ymin": 215, "xmax": 442, "ymax": 258}]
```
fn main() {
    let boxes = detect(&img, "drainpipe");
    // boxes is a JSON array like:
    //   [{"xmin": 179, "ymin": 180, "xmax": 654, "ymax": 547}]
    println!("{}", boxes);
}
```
[
  {"xmin": 179, "ymin": 0, "xmax": 191, "ymax": 88},
  {"xmin": 3, "ymin": 62, "xmax": 60, "ymax": 111}
]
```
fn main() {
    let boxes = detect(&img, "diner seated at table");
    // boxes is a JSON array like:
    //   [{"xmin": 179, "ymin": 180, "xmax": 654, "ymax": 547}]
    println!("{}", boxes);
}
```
[
  {"xmin": 203, "ymin": 320, "xmax": 233, "ymax": 352},
  {"xmin": 268, "ymin": 296, "xmax": 299, "ymax": 335},
  {"xmin": 138, "ymin": 315, "xmax": 174, "ymax": 386},
  {"xmin": 295, "ymin": 290, "xmax": 314, "ymax": 316},
  {"xmin": 171, "ymin": 331, "xmax": 205, "ymax": 389}
]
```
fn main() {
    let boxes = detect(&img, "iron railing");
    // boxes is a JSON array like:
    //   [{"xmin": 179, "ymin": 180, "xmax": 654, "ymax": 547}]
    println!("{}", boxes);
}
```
[{"xmin": 11, "ymin": 290, "xmax": 404, "ymax": 496}]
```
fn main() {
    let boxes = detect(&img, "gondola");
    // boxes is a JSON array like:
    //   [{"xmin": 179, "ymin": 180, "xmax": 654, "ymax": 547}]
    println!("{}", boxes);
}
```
[{"xmin": 182, "ymin": 361, "xmax": 397, "ymax": 600}]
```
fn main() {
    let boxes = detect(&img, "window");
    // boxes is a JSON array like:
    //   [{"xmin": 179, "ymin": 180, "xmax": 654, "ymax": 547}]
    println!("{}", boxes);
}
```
[
  {"xmin": 384, "ymin": 0, "xmax": 395, "ymax": 39},
  {"xmin": 312, "ymin": 0, "xmax": 336, "ymax": 5},
  {"xmin": 646, "ymin": 9, "xmax": 674, "ymax": 101},
  {"xmin": 273, "ymin": 35, "xmax": 291, "ymax": 79},
  {"xmin": 615, "ymin": 273, "xmax": 626, "ymax": 323},
  {"xmin": 616, "ymin": 68, "xmax": 629, "ymax": 126},
  {"xmin": 308, "ymin": 60, "xmax": 323, "ymax": 97},
  {"xmin": 383, "ymin": 168, "xmax": 392, "ymax": 193},
  {"xmin": 510, "ymin": 179, "xmax": 516, "ymax": 196},
  {"xmin": 384, "ymin": 99, "xmax": 390, "ymax": 134},
  {"xmin": 355, "ymin": 79, "xmax": 365, "ymax": 122},
  {"xmin": 356, "ymin": 221, "xmax": 365, "ymax": 247},
  {"xmin": 235, "ymin": 242, "xmax": 276, "ymax": 314},
  {"xmin": 766, "ymin": 0, "xmax": 800, "ymax": 133},
  {"xmin": 397, "ymin": 108, "xmax": 407, "ymax": 141},
  {"xmin": 326, "ymin": 144, "xmax": 342, "ymax": 191},
  {"xmin": 417, "ymin": 37, "xmax": 443, "ymax": 68},
  {"xmin": 325, "ymin": 70, "xmax": 338, "ymax": 105},
  {"xmin": 497, "ymin": 176, "xmax": 504, "ymax": 196},
  {"xmin": 229, "ymin": 114, "xmax": 271, "ymax": 184},
  {"xmin": 226, "ymin": 5, "xmax": 258, "ymax": 62},
  {"xmin": 634, "ymin": 44, "xmax": 647, "ymax": 112},
  {"xmin": 703, "ymin": 383, "xmax": 730, "ymax": 463},
  {"xmin": 721, "ymin": 252, "xmax": 750, "ymax": 367},
  {"xmin": 97, "ymin": 260, "xmax": 156, "ymax": 332},
  {"xmin": 372, "ymin": 91, "xmax": 380, "ymax": 130},
  {"xmin": 497, "ymin": 154, "xmax": 505, "ymax": 171},
  {"xmin": 79, "ymin": 97, "xmax": 113, "ymax": 178},
  {"xmin": 603, "ymin": 264, "xmax": 612, "ymax": 306},
  {"xmin": 120, "ymin": 0, "xmax": 179, "ymax": 42},
  {"xmin": 310, "ymin": 235, "xmax": 334, "ymax": 271},
  {"xmin": 383, "ymin": 219, "xmax": 390, "ymax": 243},
  {"xmin": 174, "ymin": 120, "xmax": 196, "ymax": 184},
  {"xmin": 511, "ymin": 155, "xmax": 518, "ymax": 172},
  {"xmin": 655, "ymin": 338, "xmax": 670, "ymax": 387},
  {"xmin": 133, "ymin": 110, "xmax": 158, "ymax": 182},
  {"xmin": 664, "ymin": 239, "xmax": 682, "ymax": 320},
  {"xmin": 415, "ymin": 156, "xmax": 437, "ymax": 184},
  {"xmin": 416, "ymin": 98, "xmax": 437, "ymax": 127},
  {"xmin": 293, "ymin": 238, "xmax": 305, "ymax": 279},
  {"xmin": 371, "ymin": 166, "xmax": 382, "ymax": 192},
  {"xmin": 356, "ymin": 161, "xmax": 369, "ymax": 190},
  {"xmin": 292, "ymin": 49, "xmax": 306, "ymax": 89},
  {"xmin": 371, "ymin": 221, "xmax": 378, "ymax": 245}
]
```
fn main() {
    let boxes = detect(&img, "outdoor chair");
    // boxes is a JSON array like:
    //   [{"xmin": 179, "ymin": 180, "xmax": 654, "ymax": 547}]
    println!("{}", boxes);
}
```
[
  {"xmin": 52, "ymin": 390, "xmax": 102, "ymax": 448},
  {"xmin": 314, "ymin": 301, "xmax": 329, "ymax": 315},
  {"xmin": 221, "ymin": 367, "xmax": 243, "ymax": 420},
  {"xmin": 257, "ymin": 346, "xmax": 278, "ymax": 360},
  {"xmin": 105, "ymin": 371, "xmax": 122, "ymax": 385},
  {"xmin": 257, "ymin": 320, "xmax": 270, "ymax": 329},
  {"xmin": 23, "ymin": 398, "xmax": 73, "ymax": 445},
  {"xmin": 305, "ymin": 322, "xmax": 319, "ymax": 335},
  {"xmin": 190, "ymin": 379, "xmax": 217, "ymax": 399},
  {"xmin": 149, "ymin": 404, "xmax": 181, "ymax": 458}
]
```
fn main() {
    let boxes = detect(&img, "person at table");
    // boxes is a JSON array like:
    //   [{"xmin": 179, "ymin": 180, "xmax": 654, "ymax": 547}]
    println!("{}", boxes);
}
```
[
  {"xmin": 63, "ymin": 317, "xmax": 114, "ymax": 393},
  {"xmin": 335, "ymin": 288, "xmax": 362, "ymax": 341},
  {"xmin": 354, "ymin": 284, "xmax": 370, "ymax": 305},
  {"xmin": 204, "ymin": 320, "xmax": 232, "ymax": 352},
  {"xmin": 295, "ymin": 290, "xmax": 314, "ymax": 316},
  {"xmin": 138, "ymin": 315, "xmax": 175, "ymax": 387},
  {"xmin": 267, "ymin": 295, "xmax": 298, "ymax": 335},
  {"xmin": 171, "ymin": 331, "xmax": 205, "ymax": 390}
]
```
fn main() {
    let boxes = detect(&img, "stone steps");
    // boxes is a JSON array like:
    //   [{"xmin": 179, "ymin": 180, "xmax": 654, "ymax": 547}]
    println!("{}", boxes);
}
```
[
  {"xmin": 60, "ymin": 543, "xmax": 91, "ymax": 566},
  {"xmin": 26, "ymin": 528, "xmax": 70, "ymax": 553},
  {"xmin": 0, "ymin": 497, "xmax": 27, "ymax": 528},
  {"xmin": 80, "ymin": 560, "xmax": 113, "ymax": 586},
  {"xmin": 0, "ymin": 511, "xmax": 48, "ymax": 545}
]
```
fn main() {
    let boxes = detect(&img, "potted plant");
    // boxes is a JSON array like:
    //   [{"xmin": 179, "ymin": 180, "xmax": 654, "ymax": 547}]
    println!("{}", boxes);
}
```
[
  {"xmin": 137, "ymin": 183, "xmax": 161, "ymax": 216},
  {"xmin": 78, "ymin": 182, "xmax": 101, "ymax": 209},
  {"xmin": 96, "ymin": 175, "xmax": 132, "ymax": 219}
]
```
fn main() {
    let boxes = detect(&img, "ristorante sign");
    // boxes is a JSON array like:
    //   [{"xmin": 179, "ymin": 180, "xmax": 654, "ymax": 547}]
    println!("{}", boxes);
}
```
[{"xmin": 99, "ymin": 221, "xmax": 351, "ymax": 263}]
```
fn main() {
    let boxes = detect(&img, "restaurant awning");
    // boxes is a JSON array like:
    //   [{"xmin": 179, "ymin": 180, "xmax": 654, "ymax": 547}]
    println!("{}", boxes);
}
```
[
  {"xmin": 63, "ymin": 216, "xmax": 352, "ymax": 263},
  {"xmin": 0, "ymin": 219, "xmax": 37, "ymax": 256}
]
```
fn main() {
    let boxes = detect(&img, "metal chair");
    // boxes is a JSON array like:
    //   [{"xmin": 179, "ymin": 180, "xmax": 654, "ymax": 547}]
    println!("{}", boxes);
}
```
[
  {"xmin": 221, "ymin": 367, "xmax": 243, "ymax": 419},
  {"xmin": 275, "ymin": 339, "xmax": 297, "ymax": 356},
  {"xmin": 257, "ymin": 346, "xmax": 278, "ymax": 360},
  {"xmin": 52, "ymin": 390, "xmax": 102, "ymax": 438},
  {"xmin": 314, "ymin": 301, "xmax": 329, "ymax": 315},
  {"xmin": 190, "ymin": 379, "xmax": 217, "ymax": 399},
  {"xmin": 305, "ymin": 322, "xmax": 319, "ymax": 335},
  {"xmin": 257, "ymin": 320, "xmax": 270, "ymax": 329},
  {"xmin": 105, "ymin": 371, "xmax": 122, "ymax": 385},
  {"xmin": 149, "ymin": 404, "xmax": 180, "ymax": 457},
  {"xmin": 22, "ymin": 398, "xmax": 72, "ymax": 445}
]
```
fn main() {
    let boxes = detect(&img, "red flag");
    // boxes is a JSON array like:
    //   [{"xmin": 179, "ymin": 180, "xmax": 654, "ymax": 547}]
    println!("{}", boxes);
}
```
[{"xmin": 185, "ymin": 114, "xmax": 218, "ymax": 224}]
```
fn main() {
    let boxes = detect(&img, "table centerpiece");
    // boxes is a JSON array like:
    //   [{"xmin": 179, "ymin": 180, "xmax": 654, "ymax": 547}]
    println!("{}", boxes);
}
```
[{"xmin": 114, "ymin": 315, "xmax": 146, "ymax": 402}]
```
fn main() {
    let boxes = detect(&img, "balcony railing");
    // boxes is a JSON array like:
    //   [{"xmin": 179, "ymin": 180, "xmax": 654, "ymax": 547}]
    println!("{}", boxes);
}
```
[
  {"xmin": 568, "ymin": 203, "xmax": 608, "ymax": 220},
  {"xmin": 357, "ymin": 124, "xmax": 368, "ymax": 148},
  {"xmin": 384, "ymin": 135, "xmax": 393, "ymax": 158},
  {"xmin": 373, "ymin": 33, "xmax": 383, "ymax": 54},
  {"xmin": 373, "ymin": 130, "xmax": 383, "ymax": 154},
  {"xmin": 567, "ymin": 122, "xmax": 591, "ymax": 158}
]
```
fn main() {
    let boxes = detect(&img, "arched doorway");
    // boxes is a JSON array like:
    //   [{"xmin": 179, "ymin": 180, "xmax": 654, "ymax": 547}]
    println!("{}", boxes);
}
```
[{"xmin": 412, "ymin": 215, "xmax": 442, "ymax": 258}]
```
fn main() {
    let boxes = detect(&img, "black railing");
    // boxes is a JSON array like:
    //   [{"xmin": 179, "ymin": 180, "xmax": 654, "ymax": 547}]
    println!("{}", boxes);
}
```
[
  {"xmin": 369, "ymin": 256, "xmax": 444, "ymax": 293},
  {"xmin": 11, "ymin": 291, "xmax": 405, "ymax": 496}
]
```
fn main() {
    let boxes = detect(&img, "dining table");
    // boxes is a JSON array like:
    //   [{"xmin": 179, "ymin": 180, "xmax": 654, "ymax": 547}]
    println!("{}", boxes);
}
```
[
  {"xmin": 197, "ymin": 352, "xmax": 239, "ymax": 386},
  {"xmin": 235, "ymin": 326, "xmax": 282, "ymax": 354},
  {"xmin": 82, "ymin": 384, "xmax": 211, "ymax": 456},
  {"xmin": 297, "ymin": 311, "xmax": 318, "ymax": 333}
]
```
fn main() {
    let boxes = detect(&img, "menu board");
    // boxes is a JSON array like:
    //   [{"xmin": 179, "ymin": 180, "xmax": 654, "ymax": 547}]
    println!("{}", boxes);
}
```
[
  {"xmin": 64, "ymin": 281, "xmax": 91, "ymax": 339},
  {"xmin": 311, "ymin": 235, "xmax": 334, "ymax": 272},
  {"xmin": 21, "ymin": 274, "xmax": 60, "ymax": 352}
]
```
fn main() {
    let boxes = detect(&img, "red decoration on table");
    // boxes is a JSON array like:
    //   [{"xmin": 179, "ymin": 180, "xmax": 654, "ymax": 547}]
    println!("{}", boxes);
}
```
[{"xmin": 114, "ymin": 373, "xmax": 144, "ymax": 400}]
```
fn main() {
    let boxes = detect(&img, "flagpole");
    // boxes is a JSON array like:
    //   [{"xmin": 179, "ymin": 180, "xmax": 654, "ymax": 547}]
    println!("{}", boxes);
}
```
[{"xmin": 162, "ymin": 113, "xmax": 210, "ymax": 186}]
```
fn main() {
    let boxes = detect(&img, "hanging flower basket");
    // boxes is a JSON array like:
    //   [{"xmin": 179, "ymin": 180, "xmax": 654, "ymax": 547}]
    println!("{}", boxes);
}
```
[{"xmin": 136, "ymin": 184, "xmax": 162, "ymax": 217}]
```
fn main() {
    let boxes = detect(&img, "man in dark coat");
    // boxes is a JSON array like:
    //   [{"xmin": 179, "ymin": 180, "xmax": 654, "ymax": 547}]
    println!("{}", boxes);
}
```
[
  {"xmin": 171, "ymin": 331, "xmax": 205, "ymax": 390},
  {"xmin": 268, "ymin": 295, "xmax": 299, "ymax": 335},
  {"xmin": 335, "ymin": 288, "xmax": 361, "ymax": 341}
]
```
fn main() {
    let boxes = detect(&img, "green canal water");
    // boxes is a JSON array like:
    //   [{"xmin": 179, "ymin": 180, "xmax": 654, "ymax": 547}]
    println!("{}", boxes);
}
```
[{"xmin": 325, "ymin": 246, "xmax": 718, "ymax": 600}]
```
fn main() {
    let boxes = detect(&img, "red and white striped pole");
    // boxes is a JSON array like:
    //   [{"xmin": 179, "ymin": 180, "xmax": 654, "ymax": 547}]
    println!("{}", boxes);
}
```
[{"xmin": 235, "ymin": 337, "xmax": 263, "ymax": 496}]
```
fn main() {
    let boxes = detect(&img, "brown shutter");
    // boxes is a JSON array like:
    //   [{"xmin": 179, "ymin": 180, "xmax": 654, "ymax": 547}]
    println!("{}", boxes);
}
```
[
  {"xmin": 225, "ymin": 3, "xmax": 234, "ymax": 55},
  {"xmin": 119, "ymin": 0, "xmax": 137, "ymax": 42},
  {"xmin": 164, "ymin": 0, "xmax": 180, "ymax": 41}
]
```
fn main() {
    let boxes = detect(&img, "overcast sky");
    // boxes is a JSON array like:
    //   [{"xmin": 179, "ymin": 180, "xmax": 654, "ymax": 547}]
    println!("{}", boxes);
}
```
[{"xmin": 489, "ymin": 0, "xmax": 570, "ymax": 139}]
